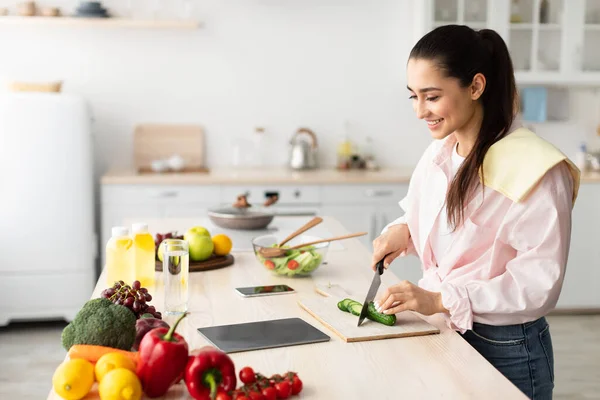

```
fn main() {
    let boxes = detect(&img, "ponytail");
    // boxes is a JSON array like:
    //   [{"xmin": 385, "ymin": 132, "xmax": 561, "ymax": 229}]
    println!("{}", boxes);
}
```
[{"xmin": 409, "ymin": 25, "xmax": 517, "ymax": 229}]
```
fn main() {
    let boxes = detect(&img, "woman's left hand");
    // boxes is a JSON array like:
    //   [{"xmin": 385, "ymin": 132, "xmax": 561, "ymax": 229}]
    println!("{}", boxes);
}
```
[{"xmin": 374, "ymin": 280, "xmax": 448, "ymax": 316}]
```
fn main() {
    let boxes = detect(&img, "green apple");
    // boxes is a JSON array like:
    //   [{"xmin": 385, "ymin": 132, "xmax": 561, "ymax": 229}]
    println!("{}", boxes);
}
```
[
  {"xmin": 186, "ymin": 234, "xmax": 214, "ymax": 262},
  {"xmin": 184, "ymin": 226, "xmax": 211, "ymax": 240},
  {"xmin": 157, "ymin": 242, "xmax": 164, "ymax": 262}
]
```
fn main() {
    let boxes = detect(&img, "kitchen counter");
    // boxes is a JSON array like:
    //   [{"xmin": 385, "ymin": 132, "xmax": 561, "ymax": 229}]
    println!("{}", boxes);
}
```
[
  {"xmin": 101, "ymin": 166, "xmax": 600, "ymax": 185},
  {"xmin": 101, "ymin": 167, "xmax": 415, "ymax": 185},
  {"xmin": 48, "ymin": 216, "xmax": 525, "ymax": 399}
]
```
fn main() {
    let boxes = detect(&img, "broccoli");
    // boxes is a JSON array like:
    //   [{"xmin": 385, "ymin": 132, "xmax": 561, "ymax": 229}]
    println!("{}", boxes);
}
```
[{"xmin": 61, "ymin": 298, "xmax": 137, "ymax": 351}]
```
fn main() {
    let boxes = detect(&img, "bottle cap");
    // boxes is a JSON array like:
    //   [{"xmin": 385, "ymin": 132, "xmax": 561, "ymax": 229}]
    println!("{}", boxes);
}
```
[
  {"xmin": 131, "ymin": 223, "xmax": 148, "ymax": 234},
  {"xmin": 112, "ymin": 226, "xmax": 129, "ymax": 237}
]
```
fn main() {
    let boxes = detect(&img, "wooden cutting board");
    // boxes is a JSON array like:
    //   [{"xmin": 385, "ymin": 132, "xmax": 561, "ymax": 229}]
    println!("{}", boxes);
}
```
[
  {"xmin": 155, "ymin": 254, "xmax": 234, "ymax": 272},
  {"xmin": 133, "ymin": 124, "xmax": 206, "ymax": 172},
  {"xmin": 297, "ymin": 284, "xmax": 439, "ymax": 342}
]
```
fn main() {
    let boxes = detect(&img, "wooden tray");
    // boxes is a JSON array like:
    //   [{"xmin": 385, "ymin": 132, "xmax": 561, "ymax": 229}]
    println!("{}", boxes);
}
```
[
  {"xmin": 133, "ymin": 124, "xmax": 206, "ymax": 171},
  {"xmin": 155, "ymin": 254, "xmax": 234, "ymax": 272},
  {"xmin": 138, "ymin": 166, "xmax": 210, "ymax": 174}
]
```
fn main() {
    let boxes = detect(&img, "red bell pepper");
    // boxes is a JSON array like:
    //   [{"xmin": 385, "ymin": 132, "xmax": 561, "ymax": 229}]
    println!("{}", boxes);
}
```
[
  {"xmin": 185, "ymin": 346, "xmax": 237, "ymax": 400},
  {"xmin": 136, "ymin": 312, "xmax": 189, "ymax": 398}
]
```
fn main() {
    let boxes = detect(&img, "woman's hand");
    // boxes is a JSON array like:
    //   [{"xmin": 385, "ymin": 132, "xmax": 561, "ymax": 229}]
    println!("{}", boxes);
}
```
[
  {"xmin": 374, "ymin": 280, "xmax": 448, "ymax": 316},
  {"xmin": 371, "ymin": 224, "xmax": 411, "ymax": 270}
]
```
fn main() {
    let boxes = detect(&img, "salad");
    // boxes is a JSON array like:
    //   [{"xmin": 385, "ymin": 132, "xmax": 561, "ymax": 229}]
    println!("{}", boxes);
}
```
[{"xmin": 256, "ymin": 245, "xmax": 324, "ymax": 276}]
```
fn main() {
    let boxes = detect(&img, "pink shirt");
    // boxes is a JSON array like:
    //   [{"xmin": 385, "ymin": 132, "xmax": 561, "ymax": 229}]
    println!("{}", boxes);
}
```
[{"xmin": 386, "ymin": 132, "xmax": 575, "ymax": 333}]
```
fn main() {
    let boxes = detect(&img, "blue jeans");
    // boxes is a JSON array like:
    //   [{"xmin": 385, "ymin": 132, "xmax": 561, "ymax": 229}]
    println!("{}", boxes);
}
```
[{"xmin": 460, "ymin": 317, "xmax": 554, "ymax": 399}]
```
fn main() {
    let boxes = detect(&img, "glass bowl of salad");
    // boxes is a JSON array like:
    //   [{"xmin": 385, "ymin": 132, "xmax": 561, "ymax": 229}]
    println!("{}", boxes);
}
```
[{"xmin": 252, "ymin": 234, "xmax": 329, "ymax": 277}]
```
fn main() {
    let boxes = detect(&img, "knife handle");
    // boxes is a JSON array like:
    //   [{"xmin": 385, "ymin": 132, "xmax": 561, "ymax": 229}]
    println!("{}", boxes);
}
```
[{"xmin": 376, "ymin": 259, "xmax": 384, "ymax": 275}]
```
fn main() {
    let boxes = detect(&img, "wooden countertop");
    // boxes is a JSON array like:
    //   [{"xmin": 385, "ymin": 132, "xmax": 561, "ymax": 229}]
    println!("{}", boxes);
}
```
[
  {"xmin": 101, "ymin": 167, "xmax": 600, "ymax": 185},
  {"xmin": 101, "ymin": 167, "xmax": 414, "ymax": 185},
  {"xmin": 48, "ymin": 216, "xmax": 525, "ymax": 399}
]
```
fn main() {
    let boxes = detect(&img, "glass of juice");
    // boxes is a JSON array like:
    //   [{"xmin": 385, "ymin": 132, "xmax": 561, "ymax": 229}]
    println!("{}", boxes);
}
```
[{"xmin": 161, "ymin": 239, "xmax": 189, "ymax": 315}]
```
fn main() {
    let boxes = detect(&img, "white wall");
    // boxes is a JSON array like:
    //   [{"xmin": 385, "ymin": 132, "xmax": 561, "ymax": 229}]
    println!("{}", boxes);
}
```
[
  {"xmin": 0, "ymin": 0, "xmax": 433, "ymax": 176},
  {"xmin": 0, "ymin": 0, "xmax": 597, "ymax": 179}
]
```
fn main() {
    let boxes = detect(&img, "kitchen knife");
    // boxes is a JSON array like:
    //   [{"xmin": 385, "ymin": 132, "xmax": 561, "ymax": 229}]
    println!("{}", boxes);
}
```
[{"xmin": 357, "ymin": 258, "xmax": 384, "ymax": 327}]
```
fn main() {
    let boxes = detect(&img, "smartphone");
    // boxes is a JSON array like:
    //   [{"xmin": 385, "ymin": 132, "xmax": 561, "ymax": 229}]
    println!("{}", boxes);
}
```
[{"xmin": 235, "ymin": 285, "xmax": 295, "ymax": 298}]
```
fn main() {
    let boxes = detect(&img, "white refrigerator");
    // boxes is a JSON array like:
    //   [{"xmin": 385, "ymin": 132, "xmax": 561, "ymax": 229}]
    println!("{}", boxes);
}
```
[{"xmin": 0, "ymin": 92, "xmax": 96, "ymax": 326}]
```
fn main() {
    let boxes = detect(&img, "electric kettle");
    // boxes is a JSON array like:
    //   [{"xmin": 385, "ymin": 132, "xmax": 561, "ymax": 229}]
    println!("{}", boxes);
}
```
[{"xmin": 289, "ymin": 128, "xmax": 318, "ymax": 170}]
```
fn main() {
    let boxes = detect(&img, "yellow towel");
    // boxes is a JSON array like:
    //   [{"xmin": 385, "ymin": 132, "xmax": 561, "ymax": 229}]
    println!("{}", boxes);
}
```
[{"xmin": 481, "ymin": 128, "xmax": 580, "ymax": 205}]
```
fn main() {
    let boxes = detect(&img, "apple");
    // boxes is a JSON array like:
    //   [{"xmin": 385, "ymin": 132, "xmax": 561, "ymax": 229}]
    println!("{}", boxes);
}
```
[
  {"xmin": 185, "ymin": 231, "xmax": 214, "ymax": 262},
  {"xmin": 184, "ymin": 226, "xmax": 211, "ymax": 240}
]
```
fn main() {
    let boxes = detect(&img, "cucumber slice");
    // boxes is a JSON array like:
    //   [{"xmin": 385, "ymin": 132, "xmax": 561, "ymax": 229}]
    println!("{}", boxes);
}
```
[
  {"xmin": 337, "ymin": 300, "xmax": 348, "ymax": 312},
  {"xmin": 344, "ymin": 300, "xmax": 361, "ymax": 310},
  {"xmin": 348, "ymin": 303, "xmax": 363, "ymax": 316}
]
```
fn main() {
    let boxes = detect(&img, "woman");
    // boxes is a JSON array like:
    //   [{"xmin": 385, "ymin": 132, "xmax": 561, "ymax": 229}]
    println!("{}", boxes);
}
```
[{"xmin": 371, "ymin": 25, "xmax": 580, "ymax": 399}]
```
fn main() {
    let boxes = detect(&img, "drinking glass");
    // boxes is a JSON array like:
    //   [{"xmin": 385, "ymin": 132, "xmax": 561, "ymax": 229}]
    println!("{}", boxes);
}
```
[{"xmin": 161, "ymin": 239, "xmax": 189, "ymax": 315}]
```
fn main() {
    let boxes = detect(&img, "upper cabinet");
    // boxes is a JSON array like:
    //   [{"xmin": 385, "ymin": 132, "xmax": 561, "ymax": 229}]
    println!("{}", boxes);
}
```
[{"xmin": 413, "ymin": 0, "xmax": 600, "ymax": 86}]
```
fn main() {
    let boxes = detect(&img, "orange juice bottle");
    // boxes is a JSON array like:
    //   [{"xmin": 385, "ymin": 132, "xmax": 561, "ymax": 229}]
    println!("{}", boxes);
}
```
[
  {"xmin": 131, "ymin": 223, "xmax": 155, "ymax": 288},
  {"xmin": 105, "ymin": 227, "xmax": 134, "ymax": 286}
]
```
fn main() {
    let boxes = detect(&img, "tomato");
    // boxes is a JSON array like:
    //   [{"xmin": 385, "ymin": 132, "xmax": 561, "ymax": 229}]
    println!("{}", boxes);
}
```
[
  {"xmin": 261, "ymin": 387, "xmax": 277, "ymax": 400},
  {"xmin": 274, "ymin": 380, "xmax": 291, "ymax": 399},
  {"xmin": 264, "ymin": 260, "xmax": 275, "ymax": 270},
  {"xmin": 248, "ymin": 391, "xmax": 265, "ymax": 400},
  {"xmin": 287, "ymin": 260, "xmax": 299, "ymax": 270},
  {"xmin": 216, "ymin": 393, "xmax": 232, "ymax": 400},
  {"xmin": 291, "ymin": 376, "xmax": 303, "ymax": 395},
  {"xmin": 235, "ymin": 395, "xmax": 249, "ymax": 400},
  {"xmin": 239, "ymin": 366, "xmax": 256, "ymax": 384}
]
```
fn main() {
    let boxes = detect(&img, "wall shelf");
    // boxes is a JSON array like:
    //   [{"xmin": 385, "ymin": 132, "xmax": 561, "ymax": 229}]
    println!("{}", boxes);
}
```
[
  {"xmin": 510, "ymin": 23, "xmax": 562, "ymax": 31},
  {"xmin": 433, "ymin": 20, "xmax": 486, "ymax": 29},
  {"xmin": 515, "ymin": 71, "xmax": 600, "ymax": 86},
  {"xmin": 0, "ymin": 16, "xmax": 201, "ymax": 29}
]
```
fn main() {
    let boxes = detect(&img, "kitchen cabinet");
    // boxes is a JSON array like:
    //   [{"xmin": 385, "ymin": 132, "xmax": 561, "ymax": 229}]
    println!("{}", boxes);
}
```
[
  {"xmin": 555, "ymin": 183, "xmax": 600, "ymax": 309},
  {"xmin": 100, "ymin": 183, "xmax": 407, "ymax": 264},
  {"xmin": 378, "ymin": 206, "xmax": 424, "ymax": 285},
  {"xmin": 320, "ymin": 205, "xmax": 378, "ymax": 249},
  {"xmin": 414, "ymin": 0, "xmax": 600, "ymax": 86}
]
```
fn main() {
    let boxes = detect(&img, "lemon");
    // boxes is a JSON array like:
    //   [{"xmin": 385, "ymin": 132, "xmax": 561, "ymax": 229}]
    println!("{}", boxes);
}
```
[
  {"xmin": 52, "ymin": 359, "xmax": 95, "ymax": 400},
  {"xmin": 212, "ymin": 234, "xmax": 232, "ymax": 256},
  {"xmin": 98, "ymin": 368, "xmax": 142, "ymax": 400},
  {"xmin": 95, "ymin": 352, "xmax": 137, "ymax": 383}
]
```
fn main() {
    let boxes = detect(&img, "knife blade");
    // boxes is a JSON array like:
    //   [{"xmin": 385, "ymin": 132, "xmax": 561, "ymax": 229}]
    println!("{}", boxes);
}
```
[{"xmin": 357, "ymin": 258, "xmax": 384, "ymax": 326}]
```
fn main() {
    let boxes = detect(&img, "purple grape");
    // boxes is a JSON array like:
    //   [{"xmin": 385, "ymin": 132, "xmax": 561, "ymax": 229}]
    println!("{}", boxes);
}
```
[
  {"xmin": 133, "ymin": 301, "xmax": 141, "ymax": 313},
  {"xmin": 132, "ymin": 280, "xmax": 141, "ymax": 290},
  {"xmin": 140, "ymin": 288, "xmax": 148, "ymax": 294},
  {"xmin": 116, "ymin": 299, "xmax": 124, "ymax": 305},
  {"xmin": 124, "ymin": 297, "xmax": 134, "ymax": 307},
  {"xmin": 146, "ymin": 306, "xmax": 156, "ymax": 314},
  {"xmin": 145, "ymin": 294, "xmax": 152, "ymax": 302}
]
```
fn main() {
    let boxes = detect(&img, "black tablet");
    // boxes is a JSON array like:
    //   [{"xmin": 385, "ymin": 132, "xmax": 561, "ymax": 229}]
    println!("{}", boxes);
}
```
[{"xmin": 197, "ymin": 317, "xmax": 330, "ymax": 353}]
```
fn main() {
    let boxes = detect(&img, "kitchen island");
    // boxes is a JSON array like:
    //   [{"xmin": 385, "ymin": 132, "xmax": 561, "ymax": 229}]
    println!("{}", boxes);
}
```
[{"xmin": 48, "ymin": 216, "xmax": 526, "ymax": 399}]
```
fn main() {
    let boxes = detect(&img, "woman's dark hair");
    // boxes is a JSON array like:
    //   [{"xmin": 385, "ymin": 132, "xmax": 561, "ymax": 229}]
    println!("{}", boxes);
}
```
[{"xmin": 409, "ymin": 25, "xmax": 517, "ymax": 229}]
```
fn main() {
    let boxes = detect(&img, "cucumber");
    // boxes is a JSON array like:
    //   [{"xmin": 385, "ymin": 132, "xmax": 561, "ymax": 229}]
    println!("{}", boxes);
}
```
[
  {"xmin": 367, "ymin": 302, "xmax": 396, "ymax": 326},
  {"xmin": 348, "ymin": 303, "xmax": 363, "ymax": 316},
  {"xmin": 335, "ymin": 298, "xmax": 397, "ymax": 326}
]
